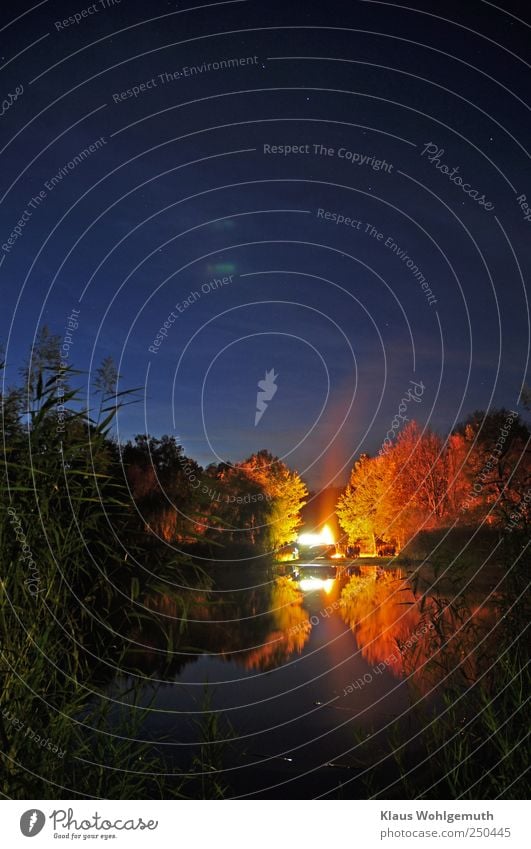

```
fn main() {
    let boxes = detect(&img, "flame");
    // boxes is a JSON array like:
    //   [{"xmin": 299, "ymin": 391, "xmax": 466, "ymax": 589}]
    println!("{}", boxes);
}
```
[
  {"xmin": 320, "ymin": 524, "xmax": 334, "ymax": 545},
  {"xmin": 298, "ymin": 523, "xmax": 335, "ymax": 546}
]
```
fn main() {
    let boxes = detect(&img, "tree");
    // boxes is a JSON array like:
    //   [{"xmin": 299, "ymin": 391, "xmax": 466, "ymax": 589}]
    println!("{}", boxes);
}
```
[
  {"xmin": 391, "ymin": 421, "xmax": 448, "ymax": 526},
  {"xmin": 338, "ymin": 423, "xmax": 450, "ymax": 553},
  {"xmin": 338, "ymin": 412, "xmax": 531, "ymax": 551},
  {"xmin": 122, "ymin": 435, "xmax": 203, "ymax": 542},
  {"xmin": 202, "ymin": 461, "xmax": 269, "ymax": 547},
  {"xmin": 237, "ymin": 450, "xmax": 308, "ymax": 551},
  {"xmin": 336, "ymin": 454, "xmax": 390, "ymax": 555},
  {"xmin": 455, "ymin": 409, "xmax": 530, "ymax": 528}
]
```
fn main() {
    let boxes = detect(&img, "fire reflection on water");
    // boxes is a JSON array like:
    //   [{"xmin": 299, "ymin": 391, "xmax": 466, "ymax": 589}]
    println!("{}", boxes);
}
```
[{"xmin": 132, "ymin": 565, "xmax": 498, "ymax": 695}]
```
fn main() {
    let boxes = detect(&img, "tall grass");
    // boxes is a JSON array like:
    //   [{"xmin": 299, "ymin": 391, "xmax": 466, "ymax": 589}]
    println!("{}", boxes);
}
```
[
  {"xmin": 344, "ymin": 537, "xmax": 529, "ymax": 799},
  {"xmin": 0, "ymin": 369, "xmax": 203, "ymax": 798}
]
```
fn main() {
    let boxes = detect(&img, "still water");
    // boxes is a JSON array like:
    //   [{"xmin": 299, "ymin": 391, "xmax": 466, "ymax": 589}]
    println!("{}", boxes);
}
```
[{"xmin": 113, "ymin": 560, "xmax": 498, "ymax": 798}]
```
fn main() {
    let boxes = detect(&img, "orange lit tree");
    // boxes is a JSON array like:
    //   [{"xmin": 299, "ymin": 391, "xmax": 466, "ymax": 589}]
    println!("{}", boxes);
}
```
[
  {"xmin": 238, "ymin": 450, "xmax": 308, "ymax": 551},
  {"xmin": 336, "ymin": 453, "xmax": 390, "ymax": 555},
  {"xmin": 337, "ymin": 411, "xmax": 530, "ymax": 552}
]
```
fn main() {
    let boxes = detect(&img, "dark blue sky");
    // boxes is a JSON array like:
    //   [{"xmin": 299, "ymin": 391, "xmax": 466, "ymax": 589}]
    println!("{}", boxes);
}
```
[{"xmin": 1, "ymin": 0, "xmax": 529, "ymax": 487}]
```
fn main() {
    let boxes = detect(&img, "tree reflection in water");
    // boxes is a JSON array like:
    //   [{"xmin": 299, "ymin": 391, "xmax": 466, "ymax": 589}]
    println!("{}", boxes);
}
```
[
  {"xmin": 339, "ymin": 567, "xmax": 498, "ymax": 696},
  {"xmin": 128, "ymin": 576, "xmax": 310, "ymax": 675},
  {"xmin": 340, "ymin": 568, "xmax": 420, "ymax": 676},
  {"xmin": 241, "ymin": 577, "xmax": 311, "ymax": 670}
]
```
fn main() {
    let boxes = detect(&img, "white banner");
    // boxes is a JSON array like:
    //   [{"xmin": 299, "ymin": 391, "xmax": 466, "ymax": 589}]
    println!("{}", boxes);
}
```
[{"xmin": 1, "ymin": 799, "xmax": 526, "ymax": 848}]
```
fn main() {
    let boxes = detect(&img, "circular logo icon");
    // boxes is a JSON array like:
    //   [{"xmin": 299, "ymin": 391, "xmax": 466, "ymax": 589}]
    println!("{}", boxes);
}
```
[{"xmin": 20, "ymin": 810, "xmax": 46, "ymax": 837}]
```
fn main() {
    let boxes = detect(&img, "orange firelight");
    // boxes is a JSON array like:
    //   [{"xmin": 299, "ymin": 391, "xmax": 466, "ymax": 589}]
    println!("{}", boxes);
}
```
[{"xmin": 297, "ymin": 523, "xmax": 335, "ymax": 547}]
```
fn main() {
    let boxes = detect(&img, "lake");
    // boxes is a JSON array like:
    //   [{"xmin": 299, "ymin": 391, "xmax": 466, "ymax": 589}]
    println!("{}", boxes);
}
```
[{"xmin": 110, "ymin": 557, "xmax": 502, "ymax": 799}]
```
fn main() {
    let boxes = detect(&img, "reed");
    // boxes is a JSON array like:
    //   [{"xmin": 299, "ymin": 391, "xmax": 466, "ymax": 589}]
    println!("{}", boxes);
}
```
[{"xmin": 0, "ymin": 367, "xmax": 202, "ymax": 798}]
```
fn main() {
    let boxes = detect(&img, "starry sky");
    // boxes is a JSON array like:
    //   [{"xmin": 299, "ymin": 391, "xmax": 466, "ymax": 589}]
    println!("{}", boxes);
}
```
[{"xmin": 1, "ymin": 0, "xmax": 529, "ymax": 488}]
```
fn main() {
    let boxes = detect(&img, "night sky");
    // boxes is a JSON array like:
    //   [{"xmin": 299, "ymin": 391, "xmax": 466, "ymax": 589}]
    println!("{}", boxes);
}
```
[{"xmin": 1, "ymin": 0, "xmax": 529, "ymax": 489}]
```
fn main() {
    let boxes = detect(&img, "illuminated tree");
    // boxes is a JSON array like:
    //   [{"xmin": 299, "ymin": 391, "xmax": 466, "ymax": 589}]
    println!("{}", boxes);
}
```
[
  {"xmin": 238, "ymin": 450, "xmax": 308, "ymax": 551},
  {"xmin": 336, "ymin": 453, "xmax": 389, "ymax": 555},
  {"xmin": 391, "ymin": 421, "xmax": 448, "ymax": 528},
  {"xmin": 338, "ymin": 423, "xmax": 450, "ymax": 552},
  {"xmin": 203, "ymin": 461, "xmax": 268, "ymax": 546}
]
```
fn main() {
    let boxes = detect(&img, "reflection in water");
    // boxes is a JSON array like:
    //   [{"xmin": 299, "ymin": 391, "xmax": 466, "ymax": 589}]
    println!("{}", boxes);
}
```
[
  {"xmin": 339, "ymin": 567, "xmax": 499, "ymax": 695},
  {"xmin": 299, "ymin": 576, "xmax": 335, "ymax": 593},
  {"xmin": 128, "ymin": 564, "xmax": 500, "ymax": 701},
  {"xmin": 115, "ymin": 560, "xmax": 514, "ymax": 799},
  {"xmin": 241, "ymin": 577, "xmax": 311, "ymax": 670},
  {"xmin": 294, "ymin": 563, "xmax": 337, "ymax": 595},
  {"xmin": 340, "ymin": 569, "xmax": 421, "ymax": 676},
  {"xmin": 128, "ymin": 574, "xmax": 311, "ymax": 674}
]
